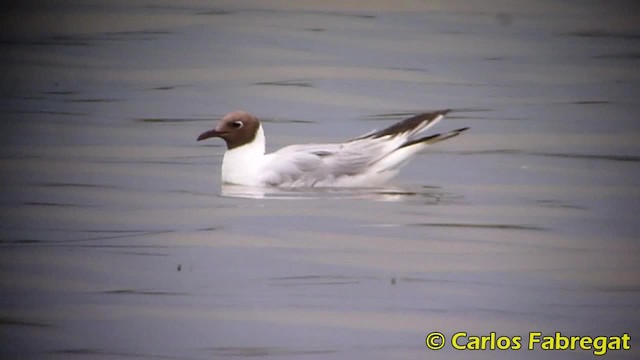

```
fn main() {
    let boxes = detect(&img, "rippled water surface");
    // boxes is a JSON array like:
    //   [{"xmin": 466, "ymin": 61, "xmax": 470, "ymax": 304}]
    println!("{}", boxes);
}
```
[{"xmin": 1, "ymin": 1, "xmax": 639, "ymax": 359}]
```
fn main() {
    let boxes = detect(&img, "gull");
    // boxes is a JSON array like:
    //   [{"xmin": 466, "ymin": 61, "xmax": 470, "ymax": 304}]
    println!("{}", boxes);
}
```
[{"xmin": 197, "ymin": 110, "xmax": 468, "ymax": 187}]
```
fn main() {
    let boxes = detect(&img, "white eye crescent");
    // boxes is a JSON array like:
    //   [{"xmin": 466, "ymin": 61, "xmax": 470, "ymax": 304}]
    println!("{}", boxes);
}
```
[{"xmin": 232, "ymin": 121, "xmax": 244, "ymax": 129}]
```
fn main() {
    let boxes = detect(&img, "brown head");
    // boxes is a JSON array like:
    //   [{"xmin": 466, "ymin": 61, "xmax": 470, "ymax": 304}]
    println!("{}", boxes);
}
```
[{"xmin": 197, "ymin": 111, "xmax": 261, "ymax": 150}]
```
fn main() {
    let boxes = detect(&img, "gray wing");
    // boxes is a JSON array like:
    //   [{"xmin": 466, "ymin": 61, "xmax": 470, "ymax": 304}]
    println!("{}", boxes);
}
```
[
  {"xmin": 258, "ymin": 110, "xmax": 459, "ymax": 186},
  {"xmin": 259, "ymin": 138, "xmax": 403, "ymax": 186}
]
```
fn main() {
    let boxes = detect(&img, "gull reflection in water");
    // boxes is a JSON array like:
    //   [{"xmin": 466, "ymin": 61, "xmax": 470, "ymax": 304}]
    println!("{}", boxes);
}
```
[{"xmin": 220, "ymin": 184, "xmax": 460, "ymax": 203}]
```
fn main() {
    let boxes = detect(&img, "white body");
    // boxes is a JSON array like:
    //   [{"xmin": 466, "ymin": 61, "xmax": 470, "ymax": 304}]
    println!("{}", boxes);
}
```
[{"xmin": 220, "ymin": 114, "xmax": 447, "ymax": 188}]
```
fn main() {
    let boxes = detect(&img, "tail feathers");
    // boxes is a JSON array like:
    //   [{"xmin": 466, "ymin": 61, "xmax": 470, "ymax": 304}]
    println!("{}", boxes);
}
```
[{"xmin": 399, "ymin": 127, "xmax": 469, "ymax": 149}]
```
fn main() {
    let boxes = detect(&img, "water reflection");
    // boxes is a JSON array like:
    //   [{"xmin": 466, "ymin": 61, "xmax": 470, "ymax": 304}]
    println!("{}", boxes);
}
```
[{"xmin": 220, "ymin": 183, "xmax": 462, "ymax": 203}]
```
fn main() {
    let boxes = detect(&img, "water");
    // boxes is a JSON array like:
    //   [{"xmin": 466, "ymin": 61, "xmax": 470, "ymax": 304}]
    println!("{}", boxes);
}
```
[{"xmin": 1, "ymin": 1, "xmax": 639, "ymax": 359}]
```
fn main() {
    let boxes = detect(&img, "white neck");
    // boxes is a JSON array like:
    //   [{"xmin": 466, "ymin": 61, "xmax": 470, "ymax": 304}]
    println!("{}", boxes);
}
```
[{"xmin": 220, "ymin": 125, "xmax": 265, "ymax": 185}]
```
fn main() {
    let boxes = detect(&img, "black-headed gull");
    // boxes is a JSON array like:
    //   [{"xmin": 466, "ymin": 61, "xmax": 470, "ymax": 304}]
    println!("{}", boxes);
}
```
[{"xmin": 197, "ymin": 110, "xmax": 468, "ymax": 187}]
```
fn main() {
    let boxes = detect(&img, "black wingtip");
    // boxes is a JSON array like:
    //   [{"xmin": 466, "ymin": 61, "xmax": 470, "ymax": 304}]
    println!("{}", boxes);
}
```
[
  {"xmin": 369, "ymin": 110, "xmax": 451, "ymax": 139},
  {"xmin": 399, "ymin": 126, "xmax": 469, "ymax": 149},
  {"xmin": 443, "ymin": 127, "xmax": 470, "ymax": 137}
]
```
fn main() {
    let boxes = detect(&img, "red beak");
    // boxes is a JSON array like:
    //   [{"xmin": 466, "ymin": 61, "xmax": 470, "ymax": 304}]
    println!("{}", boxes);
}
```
[{"xmin": 197, "ymin": 129, "xmax": 226, "ymax": 141}]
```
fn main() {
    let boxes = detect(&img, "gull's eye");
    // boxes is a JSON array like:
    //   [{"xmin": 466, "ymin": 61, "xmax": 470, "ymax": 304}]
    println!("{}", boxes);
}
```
[{"xmin": 232, "ymin": 121, "xmax": 244, "ymax": 129}]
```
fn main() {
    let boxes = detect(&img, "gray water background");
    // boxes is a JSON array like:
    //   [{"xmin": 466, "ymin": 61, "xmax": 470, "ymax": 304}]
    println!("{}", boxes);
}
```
[{"xmin": 1, "ymin": 1, "xmax": 639, "ymax": 359}]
